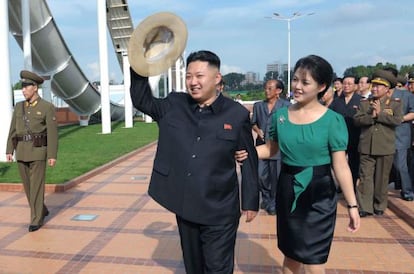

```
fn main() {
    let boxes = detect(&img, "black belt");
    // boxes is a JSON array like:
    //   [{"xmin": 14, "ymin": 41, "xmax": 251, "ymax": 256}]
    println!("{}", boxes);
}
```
[
  {"xmin": 281, "ymin": 163, "xmax": 331, "ymax": 176},
  {"xmin": 16, "ymin": 134, "xmax": 33, "ymax": 142}
]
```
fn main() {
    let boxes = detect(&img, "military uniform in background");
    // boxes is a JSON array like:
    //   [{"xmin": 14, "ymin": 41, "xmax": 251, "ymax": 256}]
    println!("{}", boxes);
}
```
[
  {"xmin": 354, "ymin": 70, "xmax": 403, "ymax": 217},
  {"xmin": 391, "ymin": 86, "xmax": 414, "ymax": 201},
  {"xmin": 6, "ymin": 70, "xmax": 58, "ymax": 232}
]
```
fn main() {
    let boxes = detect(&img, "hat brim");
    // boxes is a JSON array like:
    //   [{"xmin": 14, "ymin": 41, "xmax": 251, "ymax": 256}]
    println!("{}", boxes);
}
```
[
  {"xmin": 128, "ymin": 12, "xmax": 188, "ymax": 77},
  {"xmin": 21, "ymin": 79, "xmax": 37, "ymax": 85},
  {"xmin": 371, "ymin": 79, "xmax": 390, "ymax": 87}
]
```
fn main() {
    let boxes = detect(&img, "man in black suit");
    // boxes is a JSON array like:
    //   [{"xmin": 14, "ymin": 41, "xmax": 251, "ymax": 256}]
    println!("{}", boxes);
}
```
[{"xmin": 130, "ymin": 50, "xmax": 259, "ymax": 273}]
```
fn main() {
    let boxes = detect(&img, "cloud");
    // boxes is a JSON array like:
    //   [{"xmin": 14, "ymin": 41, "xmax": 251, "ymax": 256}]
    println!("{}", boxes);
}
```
[
  {"xmin": 221, "ymin": 64, "xmax": 244, "ymax": 75},
  {"xmin": 87, "ymin": 62, "xmax": 100, "ymax": 81},
  {"xmin": 8, "ymin": 0, "xmax": 414, "ymax": 85}
]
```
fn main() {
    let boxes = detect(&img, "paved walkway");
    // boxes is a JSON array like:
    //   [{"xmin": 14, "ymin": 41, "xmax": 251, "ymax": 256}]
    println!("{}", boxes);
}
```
[{"xmin": 0, "ymin": 142, "xmax": 413, "ymax": 274}]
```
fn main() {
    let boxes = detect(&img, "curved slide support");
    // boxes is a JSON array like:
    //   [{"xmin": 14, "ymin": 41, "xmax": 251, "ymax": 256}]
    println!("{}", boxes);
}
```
[{"xmin": 8, "ymin": 0, "xmax": 126, "ymax": 121}]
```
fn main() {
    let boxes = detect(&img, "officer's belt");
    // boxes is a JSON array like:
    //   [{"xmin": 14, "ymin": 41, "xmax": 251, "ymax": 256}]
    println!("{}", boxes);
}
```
[
  {"xmin": 16, "ymin": 134, "xmax": 33, "ymax": 142},
  {"xmin": 16, "ymin": 133, "xmax": 46, "ymax": 142}
]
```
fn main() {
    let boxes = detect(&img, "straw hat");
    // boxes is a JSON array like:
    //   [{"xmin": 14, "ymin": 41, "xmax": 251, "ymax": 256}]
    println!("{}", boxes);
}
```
[{"xmin": 128, "ymin": 12, "xmax": 188, "ymax": 77}]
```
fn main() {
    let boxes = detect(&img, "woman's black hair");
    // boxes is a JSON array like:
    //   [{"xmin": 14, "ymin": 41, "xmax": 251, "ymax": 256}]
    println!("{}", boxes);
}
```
[{"xmin": 293, "ymin": 55, "xmax": 333, "ymax": 99}]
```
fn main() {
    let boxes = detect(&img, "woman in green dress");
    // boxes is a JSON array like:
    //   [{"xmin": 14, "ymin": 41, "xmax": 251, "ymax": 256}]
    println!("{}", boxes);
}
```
[{"xmin": 237, "ymin": 55, "xmax": 360, "ymax": 274}]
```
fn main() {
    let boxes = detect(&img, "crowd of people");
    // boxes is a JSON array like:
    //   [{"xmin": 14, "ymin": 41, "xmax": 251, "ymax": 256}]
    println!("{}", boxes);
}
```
[
  {"xmin": 327, "ymin": 70, "xmax": 414, "ymax": 206},
  {"xmin": 6, "ymin": 50, "xmax": 413, "ymax": 274},
  {"xmin": 236, "ymin": 60, "xmax": 414, "ymax": 273},
  {"xmin": 250, "ymin": 65, "xmax": 414, "ymax": 220}
]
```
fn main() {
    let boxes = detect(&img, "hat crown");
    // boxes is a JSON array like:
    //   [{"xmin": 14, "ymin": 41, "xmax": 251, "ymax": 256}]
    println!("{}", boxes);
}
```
[
  {"xmin": 371, "ymin": 69, "xmax": 397, "ymax": 88},
  {"xmin": 20, "ymin": 70, "xmax": 44, "ymax": 85},
  {"xmin": 408, "ymin": 72, "xmax": 414, "ymax": 82},
  {"xmin": 128, "ymin": 12, "xmax": 188, "ymax": 77}
]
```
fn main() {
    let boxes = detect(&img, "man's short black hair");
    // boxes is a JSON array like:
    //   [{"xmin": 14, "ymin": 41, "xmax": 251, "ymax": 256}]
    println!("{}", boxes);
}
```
[
  {"xmin": 276, "ymin": 80, "xmax": 285, "ymax": 91},
  {"xmin": 343, "ymin": 75, "xmax": 357, "ymax": 84},
  {"xmin": 186, "ymin": 50, "xmax": 220, "ymax": 70}
]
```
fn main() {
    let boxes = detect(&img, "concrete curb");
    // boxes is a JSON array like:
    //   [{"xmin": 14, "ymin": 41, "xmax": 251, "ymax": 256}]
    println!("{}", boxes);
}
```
[{"xmin": 0, "ymin": 141, "xmax": 157, "ymax": 193}]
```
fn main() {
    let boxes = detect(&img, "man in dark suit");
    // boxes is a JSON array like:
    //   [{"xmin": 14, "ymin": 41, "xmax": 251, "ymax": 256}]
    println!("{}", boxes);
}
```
[
  {"xmin": 130, "ymin": 50, "xmax": 259, "ymax": 274},
  {"xmin": 251, "ymin": 79, "xmax": 290, "ymax": 215},
  {"xmin": 330, "ymin": 75, "xmax": 362, "ymax": 188}
]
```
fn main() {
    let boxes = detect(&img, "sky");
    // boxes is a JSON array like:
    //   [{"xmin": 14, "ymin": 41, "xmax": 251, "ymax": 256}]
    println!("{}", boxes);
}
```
[{"xmin": 7, "ymin": 0, "xmax": 414, "ymax": 85}]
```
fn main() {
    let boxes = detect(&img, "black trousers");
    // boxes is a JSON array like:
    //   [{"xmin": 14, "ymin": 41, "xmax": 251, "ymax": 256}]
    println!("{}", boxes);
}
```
[
  {"xmin": 258, "ymin": 159, "xmax": 280, "ymax": 209},
  {"xmin": 176, "ymin": 215, "xmax": 239, "ymax": 274},
  {"xmin": 347, "ymin": 147, "xmax": 360, "ymax": 186}
]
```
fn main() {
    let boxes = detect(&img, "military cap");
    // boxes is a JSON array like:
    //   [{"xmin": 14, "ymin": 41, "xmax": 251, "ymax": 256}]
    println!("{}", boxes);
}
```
[
  {"xmin": 408, "ymin": 72, "xmax": 414, "ymax": 83},
  {"xmin": 371, "ymin": 69, "xmax": 397, "ymax": 88},
  {"xmin": 396, "ymin": 75, "xmax": 407, "ymax": 86},
  {"xmin": 20, "ymin": 70, "xmax": 44, "ymax": 85}
]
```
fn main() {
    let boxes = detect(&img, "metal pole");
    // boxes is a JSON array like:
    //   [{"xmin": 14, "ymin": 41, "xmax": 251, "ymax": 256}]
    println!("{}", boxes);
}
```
[
  {"xmin": 0, "ymin": 0, "xmax": 13, "ymax": 161},
  {"xmin": 168, "ymin": 67, "xmax": 173, "ymax": 93},
  {"xmin": 22, "ymin": 0, "xmax": 32, "ymax": 70},
  {"xmin": 266, "ymin": 12, "xmax": 315, "ymax": 99},
  {"xmin": 97, "ymin": 0, "xmax": 111, "ymax": 134},
  {"xmin": 287, "ymin": 19, "xmax": 291, "ymax": 98},
  {"xmin": 175, "ymin": 59, "xmax": 181, "ymax": 91},
  {"xmin": 122, "ymin": 53, "xmax": 133, "ymax": 128}
]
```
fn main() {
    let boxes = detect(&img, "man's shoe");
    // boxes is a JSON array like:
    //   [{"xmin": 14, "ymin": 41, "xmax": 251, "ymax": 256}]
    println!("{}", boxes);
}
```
[
  {"xmin": 266, "ymin": 208, "xmax": 276, "ymax": 215},
  {"xmin": 400, "ymin": 192, "xmax": 414, "ymax": 201},
  {"xmin": 44, "ymin": 208, "xmax": 49, "ymax": 217},
  {"xmin": 359, "ymin": 211, "xmax": 373, "ymax": 217},
  {"xmin": 402, "ymin": 196, "xmax": 414, "ymax": 201},
  {"xmin": 28, "ymin": 225, "xmax": 41, "ymax": 232},
  {"xmin": 374, "ymin": 209, "xmax": 384, "ymax": 215}
]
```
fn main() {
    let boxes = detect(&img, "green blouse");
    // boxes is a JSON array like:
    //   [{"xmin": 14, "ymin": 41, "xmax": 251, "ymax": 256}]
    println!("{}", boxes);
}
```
[{"xmin": 269, "ymin": 107, "xmax": 348, "ymax": 211}]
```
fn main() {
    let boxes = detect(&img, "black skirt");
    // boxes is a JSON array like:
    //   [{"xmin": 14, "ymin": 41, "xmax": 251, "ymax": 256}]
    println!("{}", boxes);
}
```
[{"xmin": 276, "ymin": 164, "xmax": 337, "ymax": 264}]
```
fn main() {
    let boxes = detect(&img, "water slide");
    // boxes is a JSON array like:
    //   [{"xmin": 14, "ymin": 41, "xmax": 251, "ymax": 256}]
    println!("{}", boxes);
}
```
[{"xmin": 8, "ymin": 0, "xmax": 135, "ymax": 121}]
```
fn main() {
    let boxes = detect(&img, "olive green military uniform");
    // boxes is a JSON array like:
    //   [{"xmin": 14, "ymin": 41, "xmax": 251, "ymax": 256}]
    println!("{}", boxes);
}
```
[
  {"xmin": 354, "ymin": 96, "xmax": 403, "ymax": 213},
  {"xmin": 6, "ymin": 96, "xmax": 58, "ymax": 227}
]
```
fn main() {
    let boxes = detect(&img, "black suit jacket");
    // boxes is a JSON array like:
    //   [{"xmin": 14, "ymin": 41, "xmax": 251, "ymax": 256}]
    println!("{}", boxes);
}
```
[
  {"xmin": 130, "ymin": 69, "xmax": 259, "ymax": 225},
  {"xmin": 329, "ymin": 92, "xmax": 362, "ymax": 150}
]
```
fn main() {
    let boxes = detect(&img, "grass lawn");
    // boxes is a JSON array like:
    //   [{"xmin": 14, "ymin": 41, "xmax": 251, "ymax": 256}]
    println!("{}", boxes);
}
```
[{"xmin": 0, "ymin": 121, "xmax": 158, "ymax": 184}]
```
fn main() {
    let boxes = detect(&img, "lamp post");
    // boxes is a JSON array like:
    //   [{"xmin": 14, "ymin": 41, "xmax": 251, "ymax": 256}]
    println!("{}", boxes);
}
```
[{"xmin": 266, "ymin": 12, "xmax": 314, "ymax": 98}]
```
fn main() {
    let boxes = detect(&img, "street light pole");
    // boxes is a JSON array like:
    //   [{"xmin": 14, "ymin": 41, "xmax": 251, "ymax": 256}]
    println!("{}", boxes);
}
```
[{"xmin": 266, "ymin": 12, "xmax": 315, "ymax": 98}]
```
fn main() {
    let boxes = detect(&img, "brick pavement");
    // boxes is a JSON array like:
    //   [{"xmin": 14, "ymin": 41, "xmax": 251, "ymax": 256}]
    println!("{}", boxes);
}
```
[{"xmin": 0, "ymin": 142, "xmax": 413, "ymax": 273}]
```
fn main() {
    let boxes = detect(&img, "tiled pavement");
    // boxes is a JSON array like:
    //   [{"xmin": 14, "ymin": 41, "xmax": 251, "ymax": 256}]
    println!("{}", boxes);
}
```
[{"xmin": 0, "ymin": 142, "xmax": 413, "ymax": 274}]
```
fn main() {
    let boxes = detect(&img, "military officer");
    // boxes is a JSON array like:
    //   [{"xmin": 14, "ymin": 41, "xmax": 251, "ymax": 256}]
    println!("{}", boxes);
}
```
[
  {"xmin": 6, "ymin": 70, "xmax": 58, "ymax": 232},
  {"xmin": 354, "ymin": 69, "xmax": 403, "ymax": 217},
  {"xmin": 386, "ymin": 71, "xmax": 414, "ymax": 201},
  {"xmin": 407, "ymin": 73, "xmax": 414, "ymax": 193}
]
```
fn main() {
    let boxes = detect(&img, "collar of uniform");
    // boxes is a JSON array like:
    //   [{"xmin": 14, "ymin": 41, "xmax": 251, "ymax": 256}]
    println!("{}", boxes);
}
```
[
  {"xmin": 190, "ymin": 93, "xmax": 224, "ymax": 114},
  {"xmin": 210, "ymin": 93, "xmax": 224, "ymax": 113},
  {"xmin": 25, "ymin": 99, "xmax": 39, "ymax": 107}
]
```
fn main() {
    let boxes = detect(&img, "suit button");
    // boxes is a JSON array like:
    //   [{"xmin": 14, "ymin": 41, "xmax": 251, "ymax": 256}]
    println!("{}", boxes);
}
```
[
  {"xmin": 196, "ymin": 137, "xmax": 201, "ymax": 141},
  {"xmin": 187, "ymin": 173, "xmax": 192, "ymax": 176},
  {"xmin": 192, "ymin": 154, "xmax": 196, "ymax": 158}
]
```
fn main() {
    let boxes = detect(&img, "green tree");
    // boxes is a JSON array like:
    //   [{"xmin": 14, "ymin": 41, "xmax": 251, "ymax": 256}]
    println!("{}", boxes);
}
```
[
  {"xmin": 263, "ymin": 71, "xmax": 279, "ymax": 83},
  {"xmin": 400, "ymin": 65, "xmax": 414, "ymax": 76},
  {"xmin": 245, "ymin": 90, "xmax": 265, "ymax": 101},
  {"xmin": 343, "ymin": 62, "xmax": 401, "ymax": 79},
  {"xmin": 13, "ymin": 81, "xmax": 22, "ymax": 90},
  {"xmin": 223, "ymin": 73, "xmax": 245, "ymax": 90}
]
